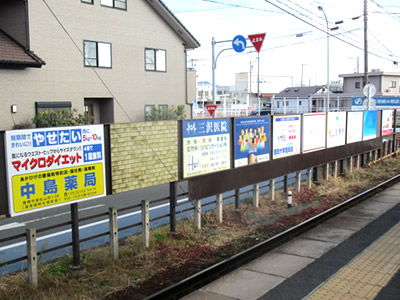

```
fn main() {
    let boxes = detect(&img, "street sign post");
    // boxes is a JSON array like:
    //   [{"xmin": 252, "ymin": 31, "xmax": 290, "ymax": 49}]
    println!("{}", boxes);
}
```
[
  {"xmin": 248, "ymin": 33, "xmax": 266, "ymax": 115},
  {"xmin": 232, "ymin": 35, "xmax": 247, "ymax": 53},
  {"xmin": 248, "ymin": 33, "xmax": 266, "ymax": 53}
]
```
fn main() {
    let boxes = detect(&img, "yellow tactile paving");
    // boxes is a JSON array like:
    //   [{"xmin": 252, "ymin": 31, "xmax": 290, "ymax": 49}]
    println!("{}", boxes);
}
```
[{"xmin": 305, "ymin": 222, "xmax": 400, "ymax": 300}]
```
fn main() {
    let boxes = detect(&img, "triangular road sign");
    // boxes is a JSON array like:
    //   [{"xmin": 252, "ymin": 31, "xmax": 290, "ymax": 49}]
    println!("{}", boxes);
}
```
[
  {"xmin": 205, "ymin": 104, "xmax": 218, "ymax": 117},
  {"xmin": 248, "ymin": 33, "xmax": 266, "ymax": 53}
]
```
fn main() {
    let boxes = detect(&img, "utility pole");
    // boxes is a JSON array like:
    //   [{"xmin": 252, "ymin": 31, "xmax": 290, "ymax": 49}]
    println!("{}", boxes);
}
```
[{"xmin": 364, "ymin": 0, "xmax": 368, "ymax": 86}]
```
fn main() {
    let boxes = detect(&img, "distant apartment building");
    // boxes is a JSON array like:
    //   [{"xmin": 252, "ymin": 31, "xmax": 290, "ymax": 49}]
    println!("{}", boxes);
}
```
[
  {"xmin": 339, "ymin": 70, "xmax": 400, "ymax": 110},
  {"xmin": 0, "ymin": 0, "xmax": 200, "ymax": 130},
  {"xmin": 234, "ymin": 72, "xmax": 293, "ymax": 107},
  {"xmin": 196, "ymin": 81, "xmax": 231, "ymax": 105}
]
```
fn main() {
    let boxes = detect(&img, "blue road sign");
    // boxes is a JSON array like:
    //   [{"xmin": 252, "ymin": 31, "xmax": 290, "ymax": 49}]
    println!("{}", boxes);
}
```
[{"xmin": 232, "ymin": 35, "xmax": 247, "ymax": 53}]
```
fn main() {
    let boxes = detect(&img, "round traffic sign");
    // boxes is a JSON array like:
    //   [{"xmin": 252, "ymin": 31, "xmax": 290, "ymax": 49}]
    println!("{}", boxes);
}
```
[{"xmin": 232, "ymin": 35, "xmax": 247, "ymax": 53}]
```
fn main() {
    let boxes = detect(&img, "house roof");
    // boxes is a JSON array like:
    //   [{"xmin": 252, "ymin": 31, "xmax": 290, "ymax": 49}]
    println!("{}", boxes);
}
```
[
  {"xmin": 339, "ymin": 71, "xmax": 400, "ymax": 78},
  {"xmin": 145, "ymin": 0, "xmax": 200, "ymax": 49},
  {"xmin": 0, "ymin": 30, "xmax": 45, "ymax": 68},
  {"xmin": 275, "ymin": 86, "xmax": 323, "ymax": 98}
]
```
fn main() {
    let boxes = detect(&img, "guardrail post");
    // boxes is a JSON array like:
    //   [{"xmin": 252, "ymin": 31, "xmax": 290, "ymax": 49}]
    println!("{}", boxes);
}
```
[
  {"xmin": 383, "ymin": 141, "xmax": 387, "ymax": 156},
  {"xmin": 70, "ymin": 203, "xmax": 81, "ymax": 268},
  {"xmin": 313, "ymin": 166, "xmax": 318, "ymax": 182},
  {"xmin": 169, "ymin": 181, "xmax": 177, "ymax": 233},
  {"xmin": 141, "ymin": 200, "xmax": 150, "ymax": 248},
  {"xmin": 269, "ymin": 179, "xmax": 275, "ymax": 201},
  {"xmin": 235, "ymin": 189, "xmax": 240, "ymax": 209},
  {"xmin": 355, "ymin": 155, "xmax": 360, "ymax": 169},
  {"xmin": 216, "ymin": 194, "xmax": 223, "ymax": 223},
  {"xmin": 348, "ymin": 156, "xmax": 353, "ymax": 173},
  {"xmin": 307, "ymin": 168, "xmax": 312, "ymax": 188},
  {"xmin": 283, "ymin": 175, "xmax": 288, "ymax": 193},
  {"xmin": 109, "ymin": 207, "xmax": 118, "ymax": 260},
  {"xmin": 26, "ymin": 227, "xmax": 38, "ymax": 288},
  {"xmin": 296, "ymin": 172, "xmax": 301, "ymax": 192},
  {"xmin": 324, "ymin": 163, "xmax": 329, "ymax": 180},
  {"xmin": 333, "ymin": 161, "xmax": 338, "ymax": 179},
  {"xmin": 253, "ymin": 183, "xmax": 259, "ymax": 207},
  {"xmin": 194, "ymin": 199, "xmax": 201, "ymax": 230}
]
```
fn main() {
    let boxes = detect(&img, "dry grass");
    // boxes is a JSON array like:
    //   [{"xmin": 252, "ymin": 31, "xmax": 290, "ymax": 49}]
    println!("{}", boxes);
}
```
[{"xmin": 1, "ymin": 156, "xmax": 399, "ymax": 300}]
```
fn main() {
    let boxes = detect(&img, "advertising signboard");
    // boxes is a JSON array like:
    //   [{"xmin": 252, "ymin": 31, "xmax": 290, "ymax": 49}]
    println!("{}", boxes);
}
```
[
  {"xmin": 234, "ymin": 117, "xmax": 270, "ymax": 167},
  {"xmin": 326, "ymin": 112, "xmax": 347, "ymax": 148},
  {"xmin": 363, "ymin": 110, "xmax": 378, "ymax": 140},
  {"xmin": 352, "ymin": 97, "xmax": 400, "ymax": 110},
  {"xmin": 347, "ymin": 111, "xmax": 363, "ymax": 144},
  {"xmin": 302, "ymin": 113, "xmax": 326, "ymax": 153},
  {"xmin": 183, "ymin": 119, "xmax": 230, "ymax": 178},
  {"xmin": 272, "ymin": 115, "xmax": 301, "ymax": 159},
  {"xmin": 5, "ymin": 125, "xmax": 106, "ymax": 216},
  {"xmin": 381, "ymin": 110, "xmax": 393, "ymax": 136}
]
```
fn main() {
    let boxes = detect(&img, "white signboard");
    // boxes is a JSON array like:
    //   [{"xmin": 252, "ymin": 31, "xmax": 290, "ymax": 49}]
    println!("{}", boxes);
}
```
[
  {"xmin": 326, "ymin": 112, "xmax": 346, "ymax": 148},
  {"xmin": 302, "ymin": 113, "xmax": 326, "ymax": 153},
  {"xmin": 272, "ymin": 115, "xmax": 301, "ymax": 159},
  {"xmin": 382, "ymin": 110, "xmax": 393, "ymax": 136},
  {"xmin": 183, "ymin": 119, "xmax": 230, "ymax": 178},
  {"xmin": 346, "ymin": 111, "xmax": 363, "ymax": 144},
  {"xmin": 5, "ymin": 125, "xmax": 106, "ymax": 216}
]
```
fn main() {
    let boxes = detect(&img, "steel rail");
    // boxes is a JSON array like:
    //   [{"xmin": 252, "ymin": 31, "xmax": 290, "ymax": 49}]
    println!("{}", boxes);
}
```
[{"xmin": 145, "ymin": 173, "xmax": 400, "ymax": 300}]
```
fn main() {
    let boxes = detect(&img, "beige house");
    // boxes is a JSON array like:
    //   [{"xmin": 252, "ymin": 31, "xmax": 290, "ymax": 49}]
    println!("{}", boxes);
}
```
[{"xmin": 0, "ymin": 0, "xmax": 199, "ymax": 130}]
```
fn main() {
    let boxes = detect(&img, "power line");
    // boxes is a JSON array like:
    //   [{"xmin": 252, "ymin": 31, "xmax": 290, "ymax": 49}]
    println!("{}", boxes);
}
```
[
  {"xmin": 201, "ymin": 0, "xmax": 285, "ymax": 14},
  {"xmin": 263, "ymin": 0, "xmax": 396, "ymax": 63}
]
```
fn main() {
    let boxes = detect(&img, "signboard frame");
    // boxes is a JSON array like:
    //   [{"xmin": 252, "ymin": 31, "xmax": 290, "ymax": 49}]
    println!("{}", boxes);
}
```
[
  {"xmin": 4, "ymin": 125, "xmax": 107, "ymax": 217},
  {"xmin": 272, "ymin": 114, "xmax": 301, "ymax": 159},
  {"xmin": 233, "ymin": 116, "xmax": 270, "ymax": 167},
  {"xmin": 182, "ymin": 118, "xmax": 231, "ymax": 178},
  {"xmin": 302, "ymin": 113, "xmax": 326, "ymax": 153}
]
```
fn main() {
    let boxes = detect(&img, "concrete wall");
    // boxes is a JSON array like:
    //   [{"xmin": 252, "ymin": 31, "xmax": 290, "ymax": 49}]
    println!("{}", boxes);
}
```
[
  {"xmin": 110, "ymin": 121, "xmax": 178, "ymax": 193},
  {"xmin": 0, "ymin": 0, "xmax": 189, "ymax": 130}
]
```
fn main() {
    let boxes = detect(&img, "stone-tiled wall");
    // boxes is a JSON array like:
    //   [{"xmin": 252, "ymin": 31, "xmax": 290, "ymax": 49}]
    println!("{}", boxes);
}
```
[{"xmin": 110, "ymin": 121, "xmax": 178, "ymax": 193}]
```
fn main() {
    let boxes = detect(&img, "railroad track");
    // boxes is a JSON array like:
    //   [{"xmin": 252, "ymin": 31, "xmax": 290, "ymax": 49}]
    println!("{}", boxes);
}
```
[{"xmin": 145, "ymin": 174, "xmax": 400, "ymax": 300}]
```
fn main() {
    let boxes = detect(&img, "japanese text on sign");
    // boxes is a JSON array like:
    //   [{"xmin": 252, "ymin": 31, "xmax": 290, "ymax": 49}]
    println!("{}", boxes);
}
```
[
  {"xmin": 5, "ymin": 125, "xmax": 106, "ymax": 217},
  {"xmin": 183, "ymin": 119, "xmax": 231, "ymax": 178}
]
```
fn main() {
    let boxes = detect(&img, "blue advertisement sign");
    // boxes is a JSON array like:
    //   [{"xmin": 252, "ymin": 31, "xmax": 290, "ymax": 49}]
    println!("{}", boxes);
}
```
[
  {"xmin": 183, "ymin": 119, "xmax": 231, "ymax": 178},
  {"xmin": 234, "ymin": 117, "xmax": 270, "ymax": 167},
  {"xmin": 352, "ymin": 97, "xmax": 400, "ymax": 108},
  {"xmin": 363, "ymin": 110, "xmax": 378, "ymax": 140}
]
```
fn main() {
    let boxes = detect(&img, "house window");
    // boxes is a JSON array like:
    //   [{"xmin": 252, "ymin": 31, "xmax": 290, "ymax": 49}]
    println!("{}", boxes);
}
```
[
  {"xmin": 299, "ymin": 101, "xmax": 302, "ymax": 105},
  {"xmin": 84, "ymin": 41, "xmax": 112, "ymax": 68},
  {"xmin": 35, "ymin": 102, "xmax": 72, "ymax": 116},
  {"xmin": 159, "ymin": 104, "xmax": 168, "ymax": 110},
  {"xmin": 101, "ymin": 0, "xmax": 127, "ymax": 10},
  {"xmin": 389, "ymin": 81, "xmax": 397, "ymax": 88},
  {"xmin": 145, "ymin": 105, "xmax": 155, "ymax": 121},
  {"xmin": 145, "ymin": 48, "xmax": 166, "ymax": 72},
  {"xmin": 355, "ymin": 81, "xmax": 361, "ymax": 89},
  {"xmin": 81, "ymin": 0, "xmax": 93, "ymax": 4}
]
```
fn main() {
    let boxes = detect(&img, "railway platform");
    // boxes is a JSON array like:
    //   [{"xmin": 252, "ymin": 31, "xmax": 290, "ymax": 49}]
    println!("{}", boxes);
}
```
[{"xmin": 183, "ymin": 182, "xmax": 400, "ymax": 300}]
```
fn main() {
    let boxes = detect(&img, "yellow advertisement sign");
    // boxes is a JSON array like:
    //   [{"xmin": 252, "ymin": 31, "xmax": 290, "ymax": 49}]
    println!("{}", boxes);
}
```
[{"xmin": 12, "ymin": 163, "xmax": 104, "ymax": 213}]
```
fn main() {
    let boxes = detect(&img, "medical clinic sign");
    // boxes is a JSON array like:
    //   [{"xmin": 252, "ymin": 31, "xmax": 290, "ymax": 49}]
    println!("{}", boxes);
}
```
[{"xmin": 5, "ymin": 125, "xmax": 106, "ymax": 216}]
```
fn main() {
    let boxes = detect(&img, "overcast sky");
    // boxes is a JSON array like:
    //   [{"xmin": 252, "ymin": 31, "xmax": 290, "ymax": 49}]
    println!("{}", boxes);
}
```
[{"xmin": 163, "ymin": 0, "xmax": 400, "ymax": 87}]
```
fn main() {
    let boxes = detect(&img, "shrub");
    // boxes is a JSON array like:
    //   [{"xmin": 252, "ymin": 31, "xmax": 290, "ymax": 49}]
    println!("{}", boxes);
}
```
[
  {"xmin": 32, "ymin": 109, "xmax": 92, "ymax": 128},
  {"xmin": 146, "ymin": 105, "xmax": 186, "ymax": 121}
]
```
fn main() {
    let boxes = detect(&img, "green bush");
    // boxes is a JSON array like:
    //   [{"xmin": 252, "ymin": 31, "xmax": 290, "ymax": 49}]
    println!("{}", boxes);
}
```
[
  {"xmin": 146, "ymin": 105, "xmax": 186, "ymax": 121},
  {"xmin": 33, "ymin": 109, "xmax": 92, "ymax": 128}
]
